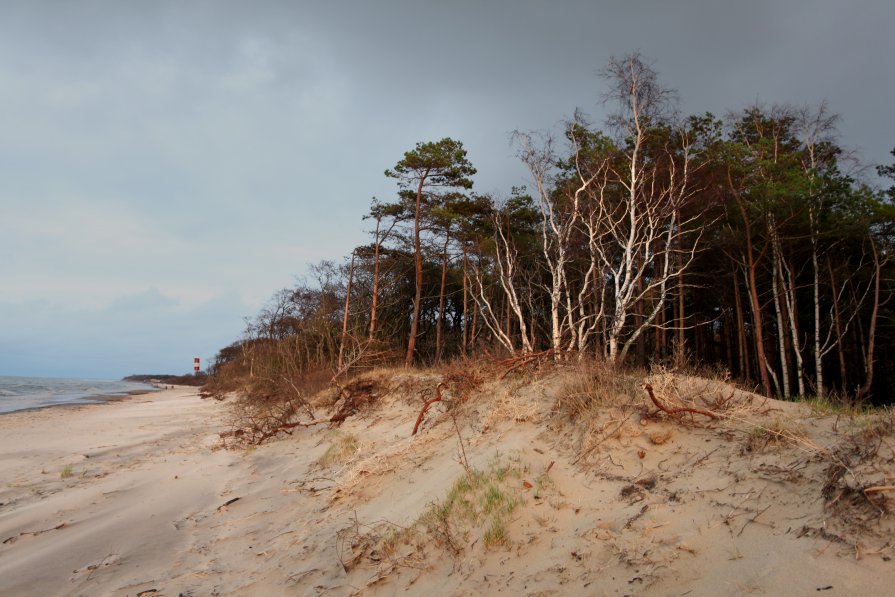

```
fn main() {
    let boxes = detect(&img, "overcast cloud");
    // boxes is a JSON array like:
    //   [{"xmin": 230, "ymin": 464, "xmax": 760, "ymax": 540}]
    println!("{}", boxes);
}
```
[{"xmin": 1, "ymin": 0, "xmax": 893, "ymax": 378}]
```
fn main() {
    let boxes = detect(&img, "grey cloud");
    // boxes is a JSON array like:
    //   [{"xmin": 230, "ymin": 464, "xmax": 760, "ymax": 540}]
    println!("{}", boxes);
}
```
[{"xmin": 1, "ymin": 0, "xmax": 892, "ymax": 376}]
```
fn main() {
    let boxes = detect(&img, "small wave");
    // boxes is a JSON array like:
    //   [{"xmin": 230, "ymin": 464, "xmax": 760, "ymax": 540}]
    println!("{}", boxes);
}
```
[{"xmin": 0, "ymin": 376, "xmax": 157, "ymax": 414}]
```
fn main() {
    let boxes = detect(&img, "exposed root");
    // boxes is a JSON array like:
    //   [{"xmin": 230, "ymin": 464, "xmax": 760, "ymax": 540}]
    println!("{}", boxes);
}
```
[
  {"xmin": 641, "ymin": 383, "xmax": 720, "ymax": 421},
  {"xmin": 411, "ymin": 381, "xmax": 470, "ymax": 436},
  {"xmin": 412, "ymin": 382, "xmax": 446, "ymax": 436}
]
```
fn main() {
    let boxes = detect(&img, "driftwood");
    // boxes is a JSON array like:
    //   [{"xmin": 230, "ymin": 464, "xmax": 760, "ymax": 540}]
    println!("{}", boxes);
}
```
[
  {"xmin": 641, "ymin": 383, "xmax": 721, "ymax": 421},
  {"xmin": 217, "ymin": 497, "xmax": 241, "ymax": 511}
]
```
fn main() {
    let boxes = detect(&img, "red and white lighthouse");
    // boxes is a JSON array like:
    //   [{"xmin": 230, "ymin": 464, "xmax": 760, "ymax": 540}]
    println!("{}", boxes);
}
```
[{"xmin": 194, "ymin": 357, "xmax": 200, "ymax": 374}]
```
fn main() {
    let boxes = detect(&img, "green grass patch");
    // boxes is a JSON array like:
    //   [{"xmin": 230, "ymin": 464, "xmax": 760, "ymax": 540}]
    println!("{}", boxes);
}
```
[
  {"xmin": 483, "ymin": 516, "xmax": 510, "ymax": 548},
  {"xmin": 419, "ymin": 455, "xmax": 525, "ymax": 552},
  {"xmin": 805, "ymin": 394, "xmax": 868, "ymax": 417}
]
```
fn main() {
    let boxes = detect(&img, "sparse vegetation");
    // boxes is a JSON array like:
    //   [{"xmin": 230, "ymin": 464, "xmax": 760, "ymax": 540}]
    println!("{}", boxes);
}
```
[
  {"xmin": 318, "ymin": 432, "xmax": 360, "ymax": 468},
  {"xmin": 419, "ymin": 457, "xmax": 524, "ymax": 553},
  {"xmin": 806, "ymin": 393, "xmax": 869, "ymax": 418},
  {"xmin": 533, "ymin": 466, "xmax": 555, "ymax": 501},
  {"xmin": 217, "ymin": 371, "xmax": 384, "ymax": 447},
  {"xmin": 22, "ymin": 361, "xmax": 895, "ymax": 595},
  {"xmin": 742, "ymin": 418, "xmax": 807, "ymax": 453},
  {"xmin": 123, "ymin": 373, "xmax": 207, "ymax": 386},
  {"xmin": 483, "ymin": 515, "xmax": 510, "ymax": 548},
  {"xmin": 555, "ymin": 359, "xmax": 644, "ymax": 421}
]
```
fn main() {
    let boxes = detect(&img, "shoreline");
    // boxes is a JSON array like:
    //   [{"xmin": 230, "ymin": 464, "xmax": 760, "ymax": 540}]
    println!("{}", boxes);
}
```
[
  {"xmin": 0, "ymin": 386, "xmax": 237, "ymax": 596},
  {"xmin": 0, "ymin": 385, "xmax": 163, "ymax": 417}
]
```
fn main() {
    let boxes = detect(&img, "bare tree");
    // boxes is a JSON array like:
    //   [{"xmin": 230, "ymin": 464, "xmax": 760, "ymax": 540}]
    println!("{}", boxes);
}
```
[
  {"xmin": 513, "ymin": 130, "xmax": 574, "ymax": 356},
  {"xmin": 597, "ymin": 53, "xmax": 704, "ymax": 363},
  {"xmin": 856, "ymin": 238, "xmax": 889, "ymax": 402},
  {"xmin": 482, "ymin": 199, "xmax": 534, "ymax": 353},
  {"xmin": 337, "ymin": 250, "xmax": 356, "ymax": 371},
  {"xmin": 513, "ymin": 115, "xmax": 609, "ymax": 358},
  {"xmin": 364, "ymin": 198, "xmax": 402, "ymax": 341}
]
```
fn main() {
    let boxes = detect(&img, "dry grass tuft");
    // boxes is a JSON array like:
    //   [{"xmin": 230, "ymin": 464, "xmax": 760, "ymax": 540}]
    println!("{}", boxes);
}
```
[
  {"xmin": 555, "ymin": 358, "xmax": 644, "ymax": 421},
  {"xmin": 335, "ymin": 454, "xmax": 398, "ymax": 500},
  {"xmin": 319, "ymin": 432, "xmax": 360, "ymax": 468},
  {"xmin": 741, "ymin": 418, "xmax": 807, "ymax": 454},
  {"xmin": 645, "ymin": 366, "xmax": 767, "ymax": 422},
  {"xmin": 805, "ymin": 392, "xmax": 869, "ymax": 418},
  {"xmin": 821, "ymin": 407, "xmax": 895, "ymax": 533},
  {"xmin": 484, "ymin": 391, "xmax": 541, "ymax": 427},
  {"xmin": 435, "ymin": 356, "xmax": 490, "ymax": 397}
]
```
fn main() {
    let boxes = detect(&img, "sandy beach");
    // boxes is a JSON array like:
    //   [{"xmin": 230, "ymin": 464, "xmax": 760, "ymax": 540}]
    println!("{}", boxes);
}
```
[
  {"xmin": 0, "ymin": 387, "xmax": 238, "ymax": 596},
  {"xmin": 1, "ymin": 373, "xmax": 893, "ymax": 596}
]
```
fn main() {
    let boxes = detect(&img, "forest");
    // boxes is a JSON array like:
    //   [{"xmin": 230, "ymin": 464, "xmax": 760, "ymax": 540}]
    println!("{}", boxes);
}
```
[{"xmin": 207, "ymin": 53, "xmax": 895, "ymax": 408}]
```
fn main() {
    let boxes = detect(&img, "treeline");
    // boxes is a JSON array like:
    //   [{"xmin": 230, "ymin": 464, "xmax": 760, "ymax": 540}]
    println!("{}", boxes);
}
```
[
  {"xmin": 210, "ymin": 53, "xmax": 895, "ymax": 405},
  {"xmin": 124, "ymin": 373, "xmax": 208, "ymax": 386}
]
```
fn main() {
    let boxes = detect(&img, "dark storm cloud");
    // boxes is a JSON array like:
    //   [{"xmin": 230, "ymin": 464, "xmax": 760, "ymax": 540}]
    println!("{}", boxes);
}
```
[
  {"xmin": 1, "ymin": 0, "xmax": 892, "ymax": 376},
  {"xmin": 295, "ymin": 0, "xmax": 894, "ymax": 177}
]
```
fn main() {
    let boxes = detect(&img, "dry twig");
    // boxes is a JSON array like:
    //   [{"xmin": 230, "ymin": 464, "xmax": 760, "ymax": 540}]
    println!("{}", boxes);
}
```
[
  {"xmin": 863, "ymin": 485, "xmax": 895, "ymax": 495},
  {"xmin": 499, "ymin": 349, "xmax": 554, "ymax": 379}
]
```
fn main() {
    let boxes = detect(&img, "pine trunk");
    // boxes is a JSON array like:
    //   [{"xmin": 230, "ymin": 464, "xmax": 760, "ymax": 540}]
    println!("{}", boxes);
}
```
[{"xmin": 405, "ymin": 176, "xmax": 427, "ymax": 368}]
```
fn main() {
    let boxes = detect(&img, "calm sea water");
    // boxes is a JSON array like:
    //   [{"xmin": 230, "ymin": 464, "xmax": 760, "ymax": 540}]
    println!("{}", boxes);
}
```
[{"xmin": 0, "ymin": 376, "xmax": 158, "ymax": 414}]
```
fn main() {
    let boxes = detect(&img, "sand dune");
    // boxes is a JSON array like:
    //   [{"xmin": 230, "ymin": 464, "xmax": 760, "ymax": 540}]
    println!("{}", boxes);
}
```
[{"xmin": 1, "ymin": 373, "xmax": 892, "ymax": 596}]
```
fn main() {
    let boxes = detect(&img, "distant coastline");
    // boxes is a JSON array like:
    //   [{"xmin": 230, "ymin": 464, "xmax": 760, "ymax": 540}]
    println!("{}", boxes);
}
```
[{"xmin": 122, "ymin": 373, "xmax": 207, "ymax": 387}]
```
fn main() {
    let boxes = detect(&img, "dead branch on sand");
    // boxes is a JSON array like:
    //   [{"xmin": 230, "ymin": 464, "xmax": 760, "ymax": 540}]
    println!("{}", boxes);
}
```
[
  {"xmin": 863, "ymin": 485, "xmax": 895, "ymax": 495},
  {"xmin": 222, "ymin": 379, "xmax": 380, "ymax": 445},
  {"xmin": 3, "ymin": 522, "xmax": 66, "ymax": 545},
  {"xmin": 641, "ymin": 383, "xmax": 721, "ymax": 421},
  {"xmin": 498, "ymin": 349, "xmax": 555, "ymax": 379}
]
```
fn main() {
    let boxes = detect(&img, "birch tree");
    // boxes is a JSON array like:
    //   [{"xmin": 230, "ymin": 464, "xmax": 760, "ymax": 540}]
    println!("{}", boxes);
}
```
[
  {"xmin": 513, "ymin": 130, "xmax": 577, "ymax": 356},
  {"xmin": 597, "ymin": 53, "xmax": 704, "ymax": 363},
  {"xmin": 797, "ymin": 102, "xmax": 842, "ymax": 397}
]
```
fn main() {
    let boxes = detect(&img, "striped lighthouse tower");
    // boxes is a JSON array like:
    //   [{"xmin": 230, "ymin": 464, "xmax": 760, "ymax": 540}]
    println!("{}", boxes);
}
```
[{"xmin": 194, "ymin": 357, "xmax": 200, "ymax": 375}]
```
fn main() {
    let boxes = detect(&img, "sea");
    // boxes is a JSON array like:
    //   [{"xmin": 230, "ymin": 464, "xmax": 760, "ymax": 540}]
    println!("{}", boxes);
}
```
[{"xmin": 0, "ymin": 376, "xmax": 159, "ymax": 415}]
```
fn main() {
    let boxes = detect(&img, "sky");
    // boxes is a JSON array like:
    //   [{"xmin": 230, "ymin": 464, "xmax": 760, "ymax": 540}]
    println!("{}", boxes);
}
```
[{"xmin": 1, "ymin": 0, "xmax": 893, "ymax": 379}]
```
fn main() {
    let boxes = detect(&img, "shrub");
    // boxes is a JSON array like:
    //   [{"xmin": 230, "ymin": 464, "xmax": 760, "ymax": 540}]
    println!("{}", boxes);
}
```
[{"xmin": 555, "ymin": 357, "xmax": 645, "ymax": 421}]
